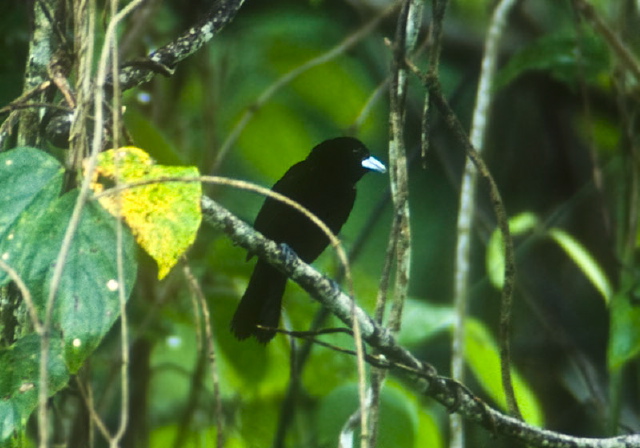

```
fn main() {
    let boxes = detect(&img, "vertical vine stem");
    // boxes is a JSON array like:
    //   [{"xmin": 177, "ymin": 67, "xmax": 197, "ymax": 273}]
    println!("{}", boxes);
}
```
[
  {"xmin": 38, "ymin": 1, "xmax": 146, "ymax": 447},
  {"xmin": 183, "ymin": 264, "xmax": 225, "ymax": 448},
  {"xmin": 413, "ymin": 67, "xmax": 521, "ymax": 423},
  {"xmin": 387, "ymin": 0, "xmax": 420, "ymax": 336},
  {"xmin": 449, "ymin": 2, "xmax": 522, "ymax": 446},
  {"xmin": 362, "ymin": 0, "xmax": 420, "ymax": 446},
  {"xmin": 109, "ymin": 0, "xmax": 131, "ymax": 445},
  {"xmin": 31, "ymin": 0, "xmax": 62, "ymax": 445},
  {"xmin": 17, "ymin": 0, "xmax": 59, "ymax": 149}
]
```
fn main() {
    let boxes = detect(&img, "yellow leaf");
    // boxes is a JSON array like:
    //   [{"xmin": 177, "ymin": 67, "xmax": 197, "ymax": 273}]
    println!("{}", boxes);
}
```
[{"xmin": 87, "ymin": 147, "xmax": 202, "ymax": 279}]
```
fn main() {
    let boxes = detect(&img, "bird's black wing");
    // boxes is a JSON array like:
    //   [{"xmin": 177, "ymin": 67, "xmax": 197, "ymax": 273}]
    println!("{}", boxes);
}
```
[{"xmin": 253, "ymin": 160, "xmax": 356, "ymax": 263}]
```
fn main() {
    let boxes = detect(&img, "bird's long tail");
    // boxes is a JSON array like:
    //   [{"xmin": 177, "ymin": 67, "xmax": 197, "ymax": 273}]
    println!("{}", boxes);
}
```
[{"xmin": 230, "ymin": 260, "xmax": 286, "ymax": 343}]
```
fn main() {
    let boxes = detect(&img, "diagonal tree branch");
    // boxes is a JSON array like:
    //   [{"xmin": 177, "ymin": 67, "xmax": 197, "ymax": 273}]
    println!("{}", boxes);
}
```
[
  {"xmin": 201, "ymin": 195, "xmax": 424, "ymax": 369},
  {"xmin": 115, "ymin": 0, "xmax": 246, "ymax": 91},
  {"xmin": 200, "ymin": 193, "xmax": 640, "ymax": 448}
]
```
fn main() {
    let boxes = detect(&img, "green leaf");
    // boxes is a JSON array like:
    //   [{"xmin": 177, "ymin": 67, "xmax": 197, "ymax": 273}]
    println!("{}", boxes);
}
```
[
  {"xmin": 608, "ymin": 288, "xmax": 640, "ymax": 371},
  {"xmin": 90, "ymin": 147, "xmax": 201, "ymax": 279},
  {"xmin": 548, "ymin": 228, "xmax": 612, "ymax": 303},
  {"xmin": 17, "ymin": 191, "xmax": 137, "ymax": 372},
  {"xmin": 496, "ymin": 31, "xmax": 609, "ymax": 90},
  {"xmin": 217, "ymin": 326, "xmax": 291, "ymax": 396},
  {"xmin": 396, "ymin": 298, "xmax": 455, "ymax": 346},
  {"xmin": 385, "ymin": 299, "xmax": 544, "ymax": 426},
  {"xmin": 0, "ymin": 334, "xmax": 69, "ymax": 442},
  {"xmin": 0, "ymin": 146, "xmax": 137, "ymax": 438},
  {"xmin": 302, "ymin": 322, "xmax": 363, "ymax": 396},
  {"xmin": 0, "ymin": 147, "xmax": 63, "ymax": 285},
  {"xmin": 123, "ymin": 108, "xmax": 184, "ymax": 165},
  {"xmin": 149, "ymin": 425, "xmax": 223, "ymax": 448},
  {"xmin": 316, "ymin": 381, "xmax": 434, "ymax": 448},
  {"xmin": 486, "ymin": 212, "xmax": 538, "ymax": 289},
  {"xmin": 486, "ymin": 215, "xmax": 612, "ymax": 302},
  {"xmin": 415, "ymin": 406, "xmax": 444, "ymax": 448},
  {"xmin": 465, "ymin": 320, "xmax": 544, "ymax": 426}
]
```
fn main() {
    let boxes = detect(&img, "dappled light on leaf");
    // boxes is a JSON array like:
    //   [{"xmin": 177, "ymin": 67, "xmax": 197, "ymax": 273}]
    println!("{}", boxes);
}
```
[{"xmin": 88, "ymin": 147, "xmax": 202, "ymax": 279}]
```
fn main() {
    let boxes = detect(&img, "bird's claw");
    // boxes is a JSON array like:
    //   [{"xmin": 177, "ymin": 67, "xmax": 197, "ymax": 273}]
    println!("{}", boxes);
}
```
[
  {"xmin": 278, "ymin": 243, "xmax": 299, "ymax": 269},
  {"xmin": 327, "ymin": 278, "xmax": 341, "ymax": 295}
]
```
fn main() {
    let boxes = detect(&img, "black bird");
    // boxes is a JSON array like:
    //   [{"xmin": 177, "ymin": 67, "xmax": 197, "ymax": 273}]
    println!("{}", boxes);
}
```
[{"xmin": 230, "ymin": 137, "xmax": 386, "ymax": 343}]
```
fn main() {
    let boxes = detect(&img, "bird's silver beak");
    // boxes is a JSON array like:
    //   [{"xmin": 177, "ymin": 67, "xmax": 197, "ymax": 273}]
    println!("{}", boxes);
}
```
[{"xmin": 361, "ymin": 156, "xmax": 386, "ymax": 173}]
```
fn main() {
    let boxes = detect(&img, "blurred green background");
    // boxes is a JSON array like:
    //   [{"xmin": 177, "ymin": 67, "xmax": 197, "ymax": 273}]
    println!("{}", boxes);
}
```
[{"xmin": 2, "ymin": 0, "xmax": 638, "ymax": 446}]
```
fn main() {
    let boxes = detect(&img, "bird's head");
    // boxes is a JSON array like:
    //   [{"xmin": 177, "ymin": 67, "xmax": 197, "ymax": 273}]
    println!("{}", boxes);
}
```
[{"xmin": 308, "ymin": 137, "xmax": 386, "ymax": 182}]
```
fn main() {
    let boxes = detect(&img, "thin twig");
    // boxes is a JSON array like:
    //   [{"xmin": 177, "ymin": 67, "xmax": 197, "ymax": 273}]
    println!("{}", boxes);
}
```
[
  {"xmin": 75, "ymin": 375, "xmax": 113, "ymax": 442},
  {"xmin": 212, "ymin": 1, "xmax": 401, "ymax": 173},
  {"xmin": 409, "ymin": 63, "xmax": 520, "ymax": 421},
  {"xmin": 184, "ymin": 263, "xmax": 225, "ymax": 448},
  {"xmin": 420, "ymin": 0, "xmax": 449, "ymax": 166},
  {"xmin": 347, "ymin": 77, "xmax": 391, "ymax": 136},
  {"xmin": 0, "ymin": 79, "xmax": 52, "ymax": 146},
  {"xmin": 428, "ymin": 0, "xmax": 449, "ymax": 71},
  {"xmin": 110, "ymin": 0, "xmax": 131, "ymax": 443},
  {"xmin": 573, "ymin": 0, "xmax": 640, "ymax": 83},
  {"xmin": 0, "ymin": 102, "xmax": 72, "ymax": 116},
  {"xmin": 0, "ymin": 259, "xmax": 41, "ymax": 333}
]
